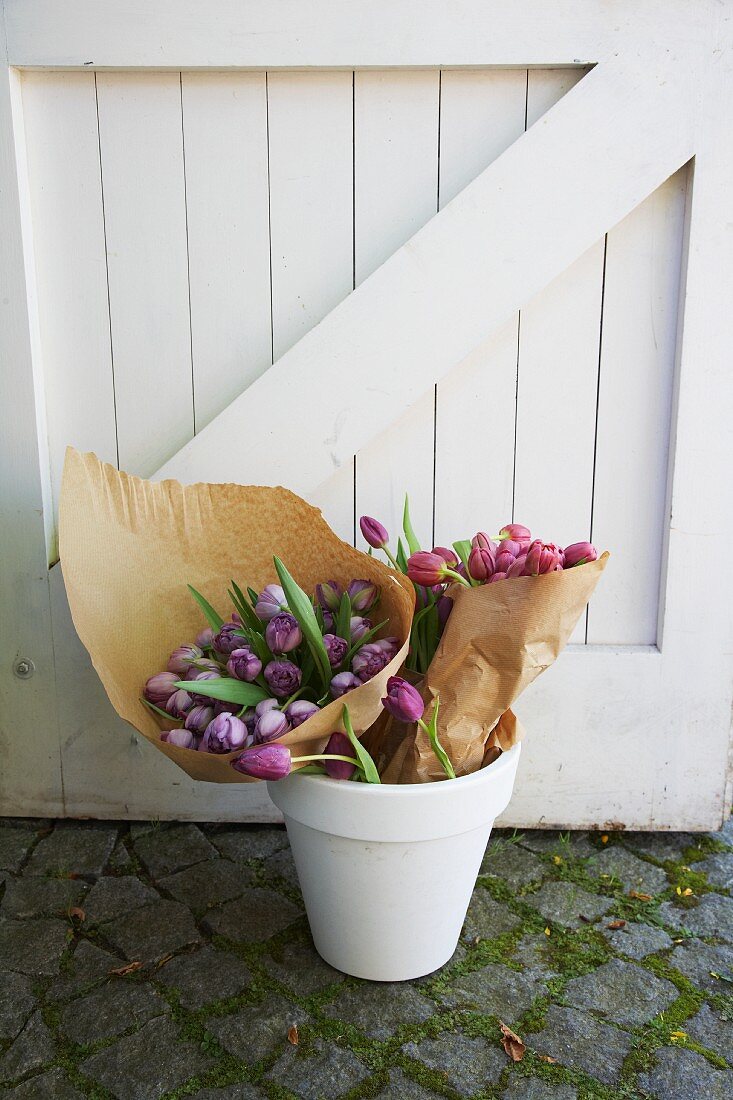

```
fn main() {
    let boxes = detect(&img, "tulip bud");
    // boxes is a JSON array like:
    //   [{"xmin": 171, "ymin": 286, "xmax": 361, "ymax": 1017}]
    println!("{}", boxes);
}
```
[
  {"xmin": 494, "ymin": 547, "xmax": 517, "ymax": 573},
  {"xmin": 185, "ymin": 670, "xmax": 219, "ymax": 704},
  {"xmin": 264, "ymin": 660, "xmax": 302, "ymax": 699},
  {"xmin": 359, "ymin": 515, "xmax": 389, "ymax": 549},
  {"xmin": 407, "ymin": 551, "xmax": 453, "ymax": 587},
  {"xmin": 255, "ymin": 708, "xmax": 291, "ymax": 744},
  {"xmin": 185, "ymin": 658, "xmax": 221, "ymax": 676},
  {"xmin": 323, "ymin": 732, "xmax": 355, "ymax": 779},
  {"xmin": 167, "ymin": 644, "xmax": 203, "ymax": 674},
  {"xmin": 164, "ymin": 728, "xmax": 197, "ymax": 750},
  {"xmin": 144, "ymin": 671, "xmax": 179, "ymax": 707},
  {"xmin": 196, "ymin": 627, "xmax": 215, "ymax": 649},
  {"xmin": 488, "ymin": 571, "xmax": 508, "ymax": 583},
  {"xmin": 524, "ymin": 540, "xmax": 563, "ymax": 576},
  {"xmin": 265, "ymin": 613, "xmax": 302, "ymax": 655},
  {"xmin": 437, "ymin": 595, "xmax": 453, "ymax": 630},
  {"xmin": 468, "ymin": 544, "xmax": 495, "ymax": 582},
  {"xmin": 165, "ymin": 688, "xmax": 194, "ymax": 720},
  {"xmin": 432, "ymin": 546, "xmax": 459, "ymax": 566},
  {"xmin": 255, "ymin": 697, "xmax": 281, "ymax": 718},
  {"xmin": 506, "ymin": 554, "xmax": 527, "ymax": 578},
  {"xmin": 382, "ymin": 676, "xmax": 424, "ymax": 723},
  {"xmin": 471, "ymin": 532, "xmax": 494, "ymax": 550},
  {"xmin": 562, "ymin": 541, "xmax": 598, "ymax": 568},
  {"xmin": 349, "ymin": 616, "xmax": 372, "ymax": 643},
  {"xmin": 323, "ymin": 634, "xmax": 349, "ymax": 668},
  {"xmin": 212, "ymin": 622, "xmax": 246, "ymax": 656},
  {"xmin": 184, "ymin": 704, "xmax": 215, "ymax": 735},
  {"xmin": 347, "ymin": 579, "xmax": 379, "ymax": 614},
  {"xmin": 241, "ymin": 707, "xmax": 257, "ymax": 735},
  {"xmin": 231, "ymin": 744, "xmax": 292, "ymax": 781},
  {"xmin": 330, "ymin": 671, "xmax": 361, "ymax": 699},
  {"xmin": 315, "ymin": 580, "xmax": 343, "ymax": 612},
  {"xmin": 254, "ymin": 584, "xmax": 287, "ymax": 622},
  {"xmin": 201, "ymin": 713, "xmax": 249, "ymax": 754},
  {"xmin": 226, "ymin": 646, "xmax": 263, "ymax": 683},
  {"xmin": 286, "ymin": 699, "xmax": 320, "ymax": 728},
  {"xmin": 497, "ymin": 523, "xmax": 532, "ymax": 545},
  {"xmin": 352, "ymin": 641, "xmax": 393, "ymax": 683},
  {"xmin": 322, "ymin": 609, "xmax": 335, "ymax": 633}
]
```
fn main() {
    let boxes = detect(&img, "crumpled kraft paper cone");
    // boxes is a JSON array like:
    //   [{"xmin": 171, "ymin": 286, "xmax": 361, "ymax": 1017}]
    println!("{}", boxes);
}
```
[
  {"xmin": 59, "ymin": 449, "xmax": 414, "ymax": 784},
  {"xmin": 376, "ymin": 554, "xmax": 608, "ymax": 782}
]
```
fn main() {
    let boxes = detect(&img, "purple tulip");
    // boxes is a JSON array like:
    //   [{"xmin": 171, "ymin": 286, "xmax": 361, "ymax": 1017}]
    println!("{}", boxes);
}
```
[
  {"xmin": 322, "ymin": 609, "xmax": 335, "ymax": 632},
  {"xmin": 255, "ymin": 708, "xmax": 291, "ymax": 744},
  {"xmin": 184, "ymin": 704, "xmax": 215, "ymax": 735},
  {"xmin": 144, "ymin": 672, "xmax": 179, "ymax": 707},
  {"xmin": 264, "ymin": 660, "xmax": 302, "ymax": 699},
  {"xmin": 255, "ymin": 697, "xmax": 281, "ymax": 718},
  {"xmin": 315, "ymin": 580, "xmax": 343, "ymax": 612},
  {"xmin": 201, "ymin": 713, "xmax": 249, "ymax": 754},
  {"xmin": 359, "ymin": 515, "xmax": 389, "ymax": 549},
  {"xmin": 212, "ymin": 622, "xmax": 246, "ymax": 656},
  {"xmin": 524, "ymin": 540, "xmax": 563, "ymax": 576},
  {"xmin": 382, "ymin": 676, "xmax": 425, "ymax": 723},
  {"xmin": 165, "ymin": 688, "xmax": 194, "ymax": 720},
  {"xmin": 254, "ymin": 584, "xmax": 287, "ymax": 622},
  {"xmin": 241, "ymin": 707, "xmax": 257, "ymax": 736},
  {"xmin": 214, "ymin": 700, "xmax": 239, "ymax": 716},
  {"xmin": 265, "ymin": 613, "xmax": 302, "ymax": 655},
  {"xmin": 286, "ymin": 699, "xmax": 319, "ymax": 728},
  {"xmin": 349, "ymin": 616, "xmax": 372, "ymax": 643},
  {"xmin": 231, "ymin": 744, "xmax": 292, "ymax": 781},
  {"xmin": 196, "ymin": 627, "xmax": 215, "ymax": 649},
  {"xmin": 323, "ymin": 633, "xmax": 348, "ymax": 669},
  {"xmin": 227, "ymin": 646, "xmax": 263, "ymax": 682},
  {"xmin": 437, "ymin": 595, "xmax": 453, "ymax": 630},
  {"xmin": 164, "ymin": 728, "xmax": 197, "ymax": 749},
  {"xmin": 562, "ymin": 541, "xmax": 598, "ymax": 568},
  {"xmin": 323, "ymin": 732, "xmax": 355, "ymax": 780},
  {"xmin": 330, "ymin": 671, "xmax": 361, "ymax": 699},
  {"xmin": 346, "ymin": 579, "xmax": 379, "ymax": 613},
  {"xmin": 185, "ymin": 658, "xmax": 221, "ymax": 676},
  {"xmin": 185, "ymin": 669, "xmax": 220, "ymax": 704},
  {"xmin": 167, "ymin": 643, "xmax": 203, "ymax": 674},
  {"xmin": 352, "ymin": 641, "xmax": 392, "ymax": 683}
]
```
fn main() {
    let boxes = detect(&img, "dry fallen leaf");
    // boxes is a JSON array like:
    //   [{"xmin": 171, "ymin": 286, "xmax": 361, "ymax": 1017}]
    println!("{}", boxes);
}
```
[
  {"xmin": 154, "ymin": 953, "xmax": 174, "ymax": 970},
  {"xmin": 539, "ymin": 1054, "xmax": 558, "ymax": 1064},
  {"xmin": 601, "ymin": 835, "xmax": 609, "ymax": 844},
  {"xmin": 670, "ymin": 1030, "xmax": 687, "ymax": 1042},
  {"xmin": 500, "ymin": 1023, "xmax": 525, "ymax": 1062},
  {"xmin": 110, "ymin": 960, "xmax": 143, "ymax": 977},
  {"xmin": 68, "ymin": 906, "xmax": 85, "ymax": 922},
  {"xmin": 544, "ymin": 927, "xmax": 551, "ymax": 937},
  {"xmin": 552, "ymin": 855, "xmax": 563, "ymax": 865},
  {"xmin": 578, "ymin": 914, "xmax": 591, "ymax": 924},
  {"xmin": 628, "ymin": 891, "xmax": 652, "ymax": 902},
  {"xmin": 287, "ymin": 1025, "xmax": 299, "ymax": 1046},
  {"xmin": 607, "ymin": 920, "xmax": 627, "ymax": 930}
]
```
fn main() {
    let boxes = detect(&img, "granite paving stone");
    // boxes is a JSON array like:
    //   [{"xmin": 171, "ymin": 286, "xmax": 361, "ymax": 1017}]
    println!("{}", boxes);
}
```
[
  {"xmin": 587, "ymin": 845, "xmax": 669, "ymax": 894},
  {"xmin": 265, "ymin": 845, "xmax": 301, "ymax": 889},
  {"xmin": 0, "ymin": 917, "xmax": 69, "ymax": 976},
  {"xmin": 269, "ymin": 1038, "xmax": 369, "ymax": 1099},
  {"xmin": 190, "ymin": 1085, "xmax": 267, "ymax": 1099},
  {"xmin": 0, "ymin": 875, "xmax": 88, "ymax": 919},
  {"xmin": 6, "ymin": 1067, "xmax": 86, "ymax": 1098},
  {"xmin": 103, "ymin": 897, "xmax": 201, "ymax": 962},
  {"xmin": 622, "ymin": 832, "xmax": 695, "ymax": 863},
  {"xmin": 502, "ymin": 1078, "xmax": 578, "ymax": 1100},
  {"xmin": 462, "ymin": 889, "xmax": 521, "ymax": 941},
  {"xmin": 203, "ymin": 887, "xmax": 303, "ymax": 943},
  {"xmin": 82, "ymin": 874, "xmax": 159, "ymax": 922},
  {"xmin": 24, "ymin": 823, "xmax": 118, "ymax": 877},
  {"xmin": 524, "ymin": 880, "xmax": 610, "ymax": 927},
  {"xmin": 46, "ymin": 938, "xmax": 124, "ymax": 1001},
  {"xmin": 374, "ymin": 1068, "xmax": 443, "ymax": 1098},
  {"xmin": 510, "ymin": 933, "xmax": 560, "ymax": 981},
  {"xmin": 208, "ymin": 826, "xmax": 289, "ymax": 863},
  {"xmin": 563, "ymin": 958, "xmax": 678, "ymax": 1025},
  {"xmin": 686, "ymin": 1002, "xmax": 733, "ymax": 1063},
  {"xmin": 58, "ymin": 978, "xmax": 169, "ymax": 1044},
  {"xmin": 638, "ymin": 1046, "xmax": 733, "ymax": 1099},
  {"xmin": 323, "ymin": 982, "xmax": 434, "ymax": 1039},
  {"xmin": 659, "ymin": 893, "xmax": 733, "ymax": 941},
  {"xmin": 442, "ymin": 962, "xmax": 548, "ymax": 1022},
  {"xmin": 133, "ymin": 822, "xmax": 218, "ymax": 878},
  {"xmin": 0, "ymin": 1010, "xmax": 56, "ymax": 1084},
  {"xmin": 601, "ymin": 918, "xmax": 672, "ymax": 959},
  {"xmin": 160, "ymin": 857, "xmax": 253, "ymax": 912},
  {"xmin": 480, "ymin": 843, "xmax": 545, "ymax": 887},
  {"xmin": 403, "ymin": 1029, "xmax": 506, "ymax": 1094},
  {"xmin": 0, "ymin": 970, "xmax": 37, "ymax": 1040},
  {"xmin": 80, "ymin": 1015, "xmax": 215, "ymax": 1100},
  {"xmin": 527, "ymin": 1004, "xmax": 633, "ymax": 1085},
  {"xmin": 708, "ymin": 816, "xmax": 733, "ymax": 846},
  {"xmin": 155, "ymin": 944, "xmax": 252, "ymax": 1009},
  {"xmin": 696, "ymin": 852, "xmax": 733, "ymax": 890},
  {"xmin": 264, "ymin": 936, "xmax": 346, "ymax": 995},
  {"xmin": 0, "ymin": 826, "xmax": 36, "ymax": 872},
  {"xmin": 668, "ymin": 939, "xmax": 733, "ymax": 990},
  {"xmin": 205, "ymin": 995, "xmax": 308, "ymax": 1062}
]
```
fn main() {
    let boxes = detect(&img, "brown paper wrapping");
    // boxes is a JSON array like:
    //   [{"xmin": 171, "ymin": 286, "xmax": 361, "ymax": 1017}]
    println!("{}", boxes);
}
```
[
  {"xmin": 59, "ymin": 449, "xmax": 414, "ymax": 783},
  {"xmin": 369, "ymin": 554, "xmax": 608, "ymax": 782}
]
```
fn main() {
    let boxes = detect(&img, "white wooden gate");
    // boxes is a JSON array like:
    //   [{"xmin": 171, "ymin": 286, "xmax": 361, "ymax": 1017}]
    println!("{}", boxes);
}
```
[{"xmin": 1, "ymin": 1, "xmax": 731, "ymax": 828}]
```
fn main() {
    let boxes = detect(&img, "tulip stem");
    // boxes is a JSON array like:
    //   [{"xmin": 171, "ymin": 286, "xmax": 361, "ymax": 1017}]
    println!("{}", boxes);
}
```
[
  {"xmin": 418, "ymin": 697, "xmax": 456, "ymax": 780},
  {"xmin": 292, "ymin": 753, "xmax": 362, "ymax": 768},
  {"xmin": 443, "ymin": 568, "xmax": 472, "ymax": 588},
  {"xmin": 382, "ymin": 546, "xmax": 401, "ymax": 570}
]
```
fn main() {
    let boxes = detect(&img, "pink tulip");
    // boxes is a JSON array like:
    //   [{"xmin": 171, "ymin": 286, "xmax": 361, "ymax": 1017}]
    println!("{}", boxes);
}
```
[
  {"xmin": 431, "ymin": 546, "xmax": 458, "ymax": 566},
  {"xmin": 489, "ymin": 571, "xmax": 508, "ymax": 584},
  {"xmin": 359, "ymin": 515, "xmax": 389, "ymax": 549},
  {"xmin": 407, "ymin": 551, "xmax": 453, "ymax": 586},
  {"xmin": 524, "ymin": 540, "xmax": 563, "ymax": 575},
  {"xmin": 506, "ymin": 554, "xmax": 528, "ymax": 578},
  {"xmin": 563, "ymin": 541, "xmax": 598, "ymax": 568},
  {"xmin": 468, "ymin": 545, "xmax": 495, "ymax": 582},
  {"xmin": 497, "ymin": 523, "xmax": 531, "ymax": 546},
  {"xmin": 494, "ymin": 547, "xmax": 516, "ymax": 573}
]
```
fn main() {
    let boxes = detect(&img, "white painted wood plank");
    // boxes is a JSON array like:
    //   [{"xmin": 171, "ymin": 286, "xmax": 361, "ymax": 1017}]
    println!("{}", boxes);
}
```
[
  {"xmin": 267, "ymin": 70, "xmax": 354, "ymax": 540},
  {"xmin": 21, "ymin": 72, "xmax": 117, "ymax": 561},
  {"xmin": 354, "ymin": 70, "xmax": 439, "ymax": 552},
  {"xmin": 433, "ymin": 70, "xmax": 527, "ymax": 547},
  {"xmin": 95, "ymin": 72, "xmax": 193, "ymax": 476},
  {"xmin": 0, "ymin": 66, "xmax": 64, "ymax": 815},
  {"xmin": 588, "ymin": 168, "xmax": 688, "ymax": 644},
  {"xmin": 181, "ymin": 72, "xmax": 272, "ymax": 433},
  {"xmin": 524, "ymin": 66, "xmax": 588, "ymax": 127}
]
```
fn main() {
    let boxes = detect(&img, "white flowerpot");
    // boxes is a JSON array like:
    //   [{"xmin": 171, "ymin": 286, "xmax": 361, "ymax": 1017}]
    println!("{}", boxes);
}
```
[{"xmin": 267, "ymin": 742, "xmax": 521, "ymax": 981}]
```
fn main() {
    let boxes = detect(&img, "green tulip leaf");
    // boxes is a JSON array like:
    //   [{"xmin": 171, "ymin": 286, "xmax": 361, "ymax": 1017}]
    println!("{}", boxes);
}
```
[
  {"xmin": 402, "ymin": 494, "xmax": 422, "ymax": 556},
  {"xmin": 229, "ymin": 581, "xmax": 263, "ymax": 632},
  {"xmin": 336, "ymin": 591, "xmax": 352, "ymax": 645},
  {"xmin": 346, "ymin": 619, "xmax": 388, "ymax": 662},
  {"xmin": 396, "ymin": 537, "xmax": 408, "ymax": 573},
  {"xmin": 174, "ymin": 677, "xmax": 267, "ymax": 706},
  {"xmin": 452, "ymin": 540, "xmax": 472, "ymax": 571},
  {"xmin": 187, "ymin": 585, "xmax": 225, "ymax": 631},
  {"xmin": 342, "ymin": 705, "xmax": 381, "ymax": 784},
  {"xmin": 140, "ymin": 697, "xmax": 174, "ymax": 721},
  {"xmin": 274, "ymin": 557, "xmax": 332, "ymax": 691}
]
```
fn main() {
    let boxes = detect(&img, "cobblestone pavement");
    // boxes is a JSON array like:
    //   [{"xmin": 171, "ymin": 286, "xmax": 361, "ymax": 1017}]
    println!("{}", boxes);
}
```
[{"xmin": 1, "ymin": 817, "xmax": 732, "ymax": 1100}]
